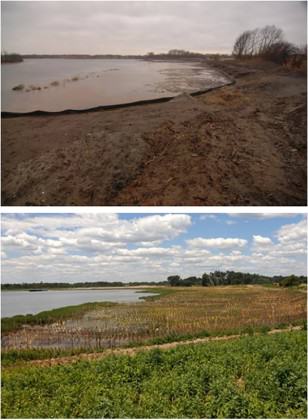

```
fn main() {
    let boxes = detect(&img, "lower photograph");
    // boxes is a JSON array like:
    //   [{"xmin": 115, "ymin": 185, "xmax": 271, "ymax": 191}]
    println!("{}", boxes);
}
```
[{"xmin": 1, "ymin": 212, "xmax": 307, "ymax": 419}]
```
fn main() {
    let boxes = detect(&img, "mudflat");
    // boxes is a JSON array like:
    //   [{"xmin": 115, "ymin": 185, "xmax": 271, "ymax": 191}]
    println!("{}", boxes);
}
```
[{"xmin": 2, "ymin": 59, "xmax": 306, "ymax": 206}]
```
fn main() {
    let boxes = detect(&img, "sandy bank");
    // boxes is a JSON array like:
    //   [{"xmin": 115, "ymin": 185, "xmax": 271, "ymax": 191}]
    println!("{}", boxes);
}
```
[{"xmin": 2, "ymin": 59, "xmax": 306, "ymax": 205}]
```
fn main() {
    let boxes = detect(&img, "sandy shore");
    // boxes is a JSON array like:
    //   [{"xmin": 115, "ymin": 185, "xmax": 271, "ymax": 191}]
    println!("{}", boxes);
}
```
[{"xmin": 2, "ymin": 59, "xmax": 306, "ymax": 206}]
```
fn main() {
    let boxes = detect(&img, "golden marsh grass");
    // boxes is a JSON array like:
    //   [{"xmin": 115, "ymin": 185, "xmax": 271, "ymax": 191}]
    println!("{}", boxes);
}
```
[{"xmin": 2, "ymin": 285, "xmax": 306, "ymax": 351}]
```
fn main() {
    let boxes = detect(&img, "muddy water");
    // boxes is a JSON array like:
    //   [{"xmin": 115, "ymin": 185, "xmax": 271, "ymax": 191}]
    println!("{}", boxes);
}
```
[
  {"xmin": 1, "ymin": 289, "xmax": 155, "ymax": 317},
  {"xmin": 1, "ymin": 58, "xmax": 228, "ymax": 112}
]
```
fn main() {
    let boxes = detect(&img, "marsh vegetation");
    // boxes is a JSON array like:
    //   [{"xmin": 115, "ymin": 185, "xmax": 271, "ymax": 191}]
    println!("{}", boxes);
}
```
[
  {"xmin": 1, "ymin": 285, "xmax": 307, "ymax": 419},
  {"xmin": 2, "ymin": 286, "xmax": 306, "ymax": 352}
]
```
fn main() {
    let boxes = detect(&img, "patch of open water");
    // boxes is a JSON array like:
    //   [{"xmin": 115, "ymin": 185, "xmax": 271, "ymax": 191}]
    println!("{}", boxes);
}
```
[
  {"xmin": 2, "ymin": 58, "xmax": 229, "ymax": 112},
  {"xmin": 1, "ymin": 289, "xmax": 156, "ymax": 317}
]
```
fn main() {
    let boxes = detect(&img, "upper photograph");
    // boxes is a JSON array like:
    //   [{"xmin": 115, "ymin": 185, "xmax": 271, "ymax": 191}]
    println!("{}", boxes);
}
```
[{"xmin": 1, "ymin": 1, "xmax": 307, "ymax": 206}]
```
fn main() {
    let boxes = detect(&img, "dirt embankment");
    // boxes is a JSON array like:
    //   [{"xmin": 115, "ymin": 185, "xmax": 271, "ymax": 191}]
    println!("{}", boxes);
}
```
[
  {"xmin": 2, "ymin": 59, "xmax": 306, "ymax": 205},
  {"xmin": 10, "ymin": 326, "xmax": 303, "ymax": 369}
]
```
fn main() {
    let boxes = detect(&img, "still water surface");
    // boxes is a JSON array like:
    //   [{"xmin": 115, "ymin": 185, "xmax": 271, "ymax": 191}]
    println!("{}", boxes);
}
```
[
  {"xmin": 1, "ymin": 289, "xmax": 155, "ymax": 317},
  {"xmin": 2, "ymin": 58, "xmax": 228, "ymax": 112}
]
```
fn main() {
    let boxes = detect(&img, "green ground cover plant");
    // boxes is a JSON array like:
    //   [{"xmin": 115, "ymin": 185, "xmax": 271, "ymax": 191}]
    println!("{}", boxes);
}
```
[
  {"xmin": 2, "ymin": 331, "xmax": 306, "ymax": 418},
  {"xmin": 1, "ymin": 347, "xmax": 98, "ymax": 367}
]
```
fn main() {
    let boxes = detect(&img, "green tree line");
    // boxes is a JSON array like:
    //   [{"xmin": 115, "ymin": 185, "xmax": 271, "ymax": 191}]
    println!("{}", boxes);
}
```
[
  {"xmin": 1, "ymin": 280, "xmax": 167, "ymax": 291},
  {"xmin": 167, "ymin": 271, "xmax": 307, "ymax": 287},
  {"xmin": 2, "ymin": 273, "xmax": 306, "ymax": 290}
]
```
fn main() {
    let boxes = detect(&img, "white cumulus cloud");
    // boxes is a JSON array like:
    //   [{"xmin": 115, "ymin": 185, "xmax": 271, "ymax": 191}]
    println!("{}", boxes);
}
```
[{"xmin": 187, "ymin": 237, "xmax": 247, "ymax": 249}]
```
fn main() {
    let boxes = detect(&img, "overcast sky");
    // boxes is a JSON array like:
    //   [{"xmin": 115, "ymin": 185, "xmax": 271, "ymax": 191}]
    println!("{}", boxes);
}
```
[
  {"xmin": 1, "ymin": 1, "xmax": 307, "ymax": 55},
  {"xmin": 1, "ymin": 213, "xmax": 307, "ymax": 283}
]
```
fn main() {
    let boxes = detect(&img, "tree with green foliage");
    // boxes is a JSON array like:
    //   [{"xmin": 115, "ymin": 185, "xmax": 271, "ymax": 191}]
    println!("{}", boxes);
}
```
[
  {"xmin": 166, "ymin": 271, "xmax": 306, "ymax": 287},
  {"xmin": 167, "ymin": 275, "xmax": 181, "ymax": 286},
  {"xmin": 201, "ymin": 273, "xmax": 210, "ymax": 286},
  {"xmin": 181, "ymin": 276, "xmax": 201, "ymax": 287},
  {"xmin": 279, "ymin": 275, "xmax": 303, "ymax": 287}
]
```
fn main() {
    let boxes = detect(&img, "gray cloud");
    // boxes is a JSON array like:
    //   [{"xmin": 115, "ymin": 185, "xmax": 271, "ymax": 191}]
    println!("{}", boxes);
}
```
[{"xmin": 1, "ymin": 1, "xmax": 307, "ymax": 54}]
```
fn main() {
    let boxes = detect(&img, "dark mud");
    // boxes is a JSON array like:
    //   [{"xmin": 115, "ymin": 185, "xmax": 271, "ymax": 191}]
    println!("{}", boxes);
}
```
[{"xmin": 2, "ymin": 59, "xmax": 306, "ymax": 206}]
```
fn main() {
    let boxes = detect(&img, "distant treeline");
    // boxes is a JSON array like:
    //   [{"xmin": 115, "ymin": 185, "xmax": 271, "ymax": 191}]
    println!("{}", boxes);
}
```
[
  {"xmin": 2, "ymin": 272, "xmax": 306, "ymax": 290},
  {"xmin": 22, "ymin": 54, "xmax": 144, "ymax": 59},
  {"xmin": 1, "ymin": 53, "xmax": 23, "ymax": 63},
  {"xmin": 20, "ymin": 50, "xmax": 227, "ymax": 61},
  {"xmin": 145, "ymin": 49, "xmax": 207, "ymax": 60},
  {"xmin": 167, "ymin": 271, "xmax": 307, "ymax": 287},
  {"xmin": 1, "ymin": 281, "xmax": 167, "ymax": 290},
  {"xmin": 21, "ymin": 51, "xmax": 206, "ymax": 60}
]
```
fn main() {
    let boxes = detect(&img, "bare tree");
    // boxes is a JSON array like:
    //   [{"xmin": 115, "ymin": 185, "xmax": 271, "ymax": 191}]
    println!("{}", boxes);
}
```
[
  {"xmin": 232, "ymin": 31, "xmax": 252, "ymax": 57},
  {"xmin": 258, "ymin": 25, "xmax": 284, "ymax": 55},
  {"xmin": 246, "ymin": 29, "xmax": 260, "ymax": 56},
  {"xmin": 233, "ymin": 25, "xmax": 285, "ymax": 58}
]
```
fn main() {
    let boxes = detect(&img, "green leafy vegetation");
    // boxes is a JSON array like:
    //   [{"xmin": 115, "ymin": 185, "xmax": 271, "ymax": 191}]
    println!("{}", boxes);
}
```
[
  {"xmin": 1, "ymin": 347, "xmax": 95, "ymax": 367},
  {"xmin": 2, "ymin": 272, "xmax": 305, "ymax": 291},
  {"xmin": 140, "ymin": 287, "xmax": 176, "ymax": 301},
  {"xmin": 1, "ymin": 280, "xmax": 166, "ymax": 290},
  {"xmin": 2, "ymin": 331, "xmax": 306, "ymax": 418},
  {"xmin": 167, "ymin": 271, "xmax": 307, "ymax": 287},
  {"xmin": 279, "ymin": 275, "xmax": 306, "ymax": 288}
]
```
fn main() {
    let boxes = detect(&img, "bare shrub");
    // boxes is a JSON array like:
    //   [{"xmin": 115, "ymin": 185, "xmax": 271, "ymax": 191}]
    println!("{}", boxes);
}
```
[{"xmin": 263, "ymin": 41, "xmax": 298, "ymax": 64}]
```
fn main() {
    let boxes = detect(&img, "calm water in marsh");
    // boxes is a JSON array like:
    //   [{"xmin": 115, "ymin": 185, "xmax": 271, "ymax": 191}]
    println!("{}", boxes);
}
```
[
  {"xmin": 1, "ymin": 289, "xmax": 155, "ymax": 317},
  {"xmin": 1, "ymin": 58, "xmax": 228, "ymax": 112}
]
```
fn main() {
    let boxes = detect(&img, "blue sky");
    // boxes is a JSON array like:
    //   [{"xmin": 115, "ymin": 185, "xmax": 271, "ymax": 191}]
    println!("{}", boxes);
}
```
[
  {"xmin": 1, "ymin": 213, "xmax": 307, "ymax": 283},
  {"xmin": 119, "ymin": 213, "xmax": 304, "ymax": 250}
]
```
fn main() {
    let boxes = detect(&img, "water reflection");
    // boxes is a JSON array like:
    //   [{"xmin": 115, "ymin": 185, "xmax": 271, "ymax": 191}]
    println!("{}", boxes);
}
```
[{"xmin": 2, "ymin": 58, "xmax": 229, "ymax": 112}]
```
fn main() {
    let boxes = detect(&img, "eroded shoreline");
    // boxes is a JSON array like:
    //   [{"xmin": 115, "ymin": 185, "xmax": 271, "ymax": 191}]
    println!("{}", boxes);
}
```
[
  {"xmin": 2, "ymin": 59, "xmax": 306, "ymax": 206},
  {"xmin": 1, "ymin": 79, "xmax": 234, "ymax": 118}
]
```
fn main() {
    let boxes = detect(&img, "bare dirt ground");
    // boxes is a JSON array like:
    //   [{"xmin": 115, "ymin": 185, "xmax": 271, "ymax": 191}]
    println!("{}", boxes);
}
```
[
  {"xmin": 2, "ymin": 59, "xmax": 306, "ymax": 205},
  {"xmin": 17, "ymin": 326, "xmax": 303, "ymax": 368}
]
